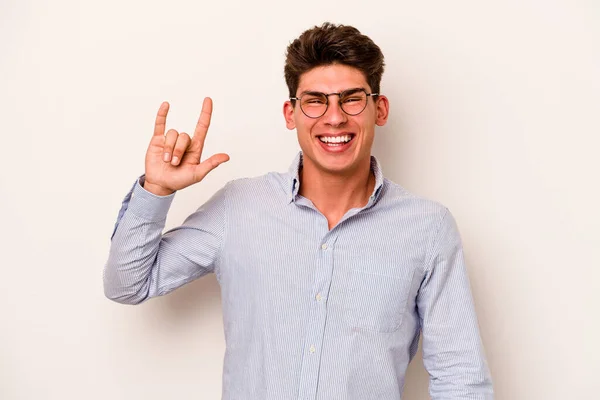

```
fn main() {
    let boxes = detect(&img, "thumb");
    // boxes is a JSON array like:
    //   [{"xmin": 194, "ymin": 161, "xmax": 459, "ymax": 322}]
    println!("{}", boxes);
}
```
[{"xmin": 192, "ymin": 153, "xmax": 230, "ymax": 183}]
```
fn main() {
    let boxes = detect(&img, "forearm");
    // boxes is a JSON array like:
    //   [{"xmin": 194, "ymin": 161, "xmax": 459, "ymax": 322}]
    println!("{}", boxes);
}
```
[
  {"xmin": 104, "ymin": 176, "xmax": 227, "ymax": 305},
  {"xmin": 103, "ymin": 177, "xmax": 176, "ymax": 304},
  {"xmin": 418, "ymin": 209, "xmax": 494, "ymax": 399},
  {"xmin": 104, "ymin": 212, "xmax": 167, "ymax": 304},
  {"xmin": 423, "ymin": 311, "xmax": 493, "ymax": 399}
]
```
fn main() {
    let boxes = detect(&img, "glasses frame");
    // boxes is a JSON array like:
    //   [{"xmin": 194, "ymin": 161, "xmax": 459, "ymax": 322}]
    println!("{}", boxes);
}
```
[{"xmin": 290, "ymin": 88, "xmax": 379, "ymax": 119}]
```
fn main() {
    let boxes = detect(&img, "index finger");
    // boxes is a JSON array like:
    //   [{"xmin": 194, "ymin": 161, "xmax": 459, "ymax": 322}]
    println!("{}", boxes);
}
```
[
  {"xmin": 192, "ymin": 97, "xmax": 213, "ymax": 144},
  {"xmin": 153, "ymin": 101, "xmax": 170, "ymax": 137}
]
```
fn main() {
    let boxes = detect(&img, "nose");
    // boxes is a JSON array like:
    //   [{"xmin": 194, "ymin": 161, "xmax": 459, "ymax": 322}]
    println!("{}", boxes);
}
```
[{"xmin": 322, "ymin": 96, "xmax": 347, "ymax": 126}]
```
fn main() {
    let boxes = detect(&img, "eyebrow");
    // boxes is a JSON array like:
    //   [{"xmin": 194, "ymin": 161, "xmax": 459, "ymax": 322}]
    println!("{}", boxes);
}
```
[{"xmin": 298, "ymin": 87, "xmax": 365, "ymax": 96}]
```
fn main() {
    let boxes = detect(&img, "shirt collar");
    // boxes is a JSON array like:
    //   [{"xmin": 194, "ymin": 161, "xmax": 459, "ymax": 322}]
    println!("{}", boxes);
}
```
[
  {"xmin": 287, "ymin": 151, "xmax": 384, "ymax": 204},
  {"xmin": 288, "ymin": 152, "xmax": 302, "ymax": 202}
]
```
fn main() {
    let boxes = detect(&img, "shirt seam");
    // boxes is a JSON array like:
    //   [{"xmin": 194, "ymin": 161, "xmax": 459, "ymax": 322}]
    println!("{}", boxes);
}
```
[
  {"xmin": 421, "ymin": 207, "xmax": 449, "ymax": 275},
  {"xmin": 127, "ymin": 204, "xmax": 170, "ymax": 222},
  {"xmin": 214, "ymin": 182, "xmax": 230, "ymax": 280}
]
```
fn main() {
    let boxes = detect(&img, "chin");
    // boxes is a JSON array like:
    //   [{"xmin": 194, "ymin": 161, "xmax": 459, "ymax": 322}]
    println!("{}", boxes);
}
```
[{"xmin": 315, "ymin": 155, "xmax": 361, "ymax": 175}]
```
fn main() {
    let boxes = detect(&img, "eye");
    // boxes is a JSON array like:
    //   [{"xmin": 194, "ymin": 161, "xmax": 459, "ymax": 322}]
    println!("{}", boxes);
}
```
[
  {"xmin": 304, "ymin": 96, "xmax": 326, "ymax": 105},
  {"xmin": 342, "ymin": 97, "xmax": 362, "ymax": 103}
]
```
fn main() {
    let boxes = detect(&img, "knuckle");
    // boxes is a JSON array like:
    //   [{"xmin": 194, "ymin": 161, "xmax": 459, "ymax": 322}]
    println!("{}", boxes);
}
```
[{"xmin": 164, "ymin": 130, "xmax": 180, "ymax": 148}]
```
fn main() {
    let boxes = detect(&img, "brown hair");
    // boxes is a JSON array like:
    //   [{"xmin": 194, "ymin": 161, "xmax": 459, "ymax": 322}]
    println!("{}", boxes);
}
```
[{"xmin": 284, "ymin": 22, "xmax": 385, "ymax": 100}]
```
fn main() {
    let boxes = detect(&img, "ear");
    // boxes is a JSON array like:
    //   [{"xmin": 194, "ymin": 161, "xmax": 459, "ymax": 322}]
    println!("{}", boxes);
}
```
[
  {"xmin": 375, "ymin": 95, "xmax": 389, "ymax": 126},
  {"xmin": 283, "ymin": 101, "xmax": 296, "ymax": 130}
]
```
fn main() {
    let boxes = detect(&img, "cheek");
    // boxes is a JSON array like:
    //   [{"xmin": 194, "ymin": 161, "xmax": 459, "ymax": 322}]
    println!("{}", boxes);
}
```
[
  {"xmin": 358, "ymin": 114, "xmax": 377, "ymax": 134},
  {"xmin": 296, "ymin": 119, "xmax": 317, "ymax": 137}
]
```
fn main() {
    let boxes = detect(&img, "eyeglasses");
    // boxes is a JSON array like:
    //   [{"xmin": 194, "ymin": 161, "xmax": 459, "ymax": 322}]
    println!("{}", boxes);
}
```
[{"xmin": 290, "ymin": 88, "xmax": 378, "ymax": 119}]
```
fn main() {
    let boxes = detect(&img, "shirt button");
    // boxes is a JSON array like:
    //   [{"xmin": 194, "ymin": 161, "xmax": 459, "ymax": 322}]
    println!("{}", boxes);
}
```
[
  {"xmin": 316, "ymin": 293, "xmax": 322, "ymax": 301},
  {"xmin": 309, "ymin": 345, "xmax": 316, "ymax": 353},
  {"xmin": 321, "ymin": 244, "xmax": 328, "ymax": 250}
]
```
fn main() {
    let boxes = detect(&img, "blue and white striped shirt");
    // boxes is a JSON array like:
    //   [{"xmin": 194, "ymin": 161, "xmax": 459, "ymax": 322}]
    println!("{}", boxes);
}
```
[{"xmin": 104, "ymin": 152, "xmax": 493, "ymax": 399}]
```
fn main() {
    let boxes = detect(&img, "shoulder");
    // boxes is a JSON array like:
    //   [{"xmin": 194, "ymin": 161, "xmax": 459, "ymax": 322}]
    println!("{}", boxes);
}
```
[
  {"xmin": 374, "ymin": 178, "xmax": 456, "ymax": 239},
  {"xmin": 380, "ymin": 178, "xmax": 449, "ymax": 217},
  {"xmin": 222, "ymin": 170, "xmax": 290, "ymax": 201}
]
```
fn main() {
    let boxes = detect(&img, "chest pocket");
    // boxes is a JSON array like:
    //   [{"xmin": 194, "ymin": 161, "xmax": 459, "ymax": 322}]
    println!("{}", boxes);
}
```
[{"xmin": 344, "ymin": 268, "xmax": 414, "ymax": 333}]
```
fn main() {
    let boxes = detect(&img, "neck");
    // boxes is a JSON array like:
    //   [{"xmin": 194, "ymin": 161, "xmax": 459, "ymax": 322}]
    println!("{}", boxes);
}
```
[{"xmin": 298, "ymin": 156, "xmax": 375, "ymax": 226}]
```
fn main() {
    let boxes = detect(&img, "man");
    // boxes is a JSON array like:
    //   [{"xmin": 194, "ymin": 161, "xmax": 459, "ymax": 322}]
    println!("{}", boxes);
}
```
[{"xmin": 104, "ymin": 22, "xmax": 493, "ymax": 399}]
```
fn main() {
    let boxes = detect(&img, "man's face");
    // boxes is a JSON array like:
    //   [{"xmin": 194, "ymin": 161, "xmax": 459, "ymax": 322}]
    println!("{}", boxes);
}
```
[{"xmin": 283, "ymin": 64, "xmax": 389, "ymax": 176}]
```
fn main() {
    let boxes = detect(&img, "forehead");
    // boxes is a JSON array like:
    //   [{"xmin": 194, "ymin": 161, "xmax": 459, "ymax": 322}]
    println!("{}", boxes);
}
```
[{"xmin": 297, "ymin": 64, "xmax": 369, "ymax": 94}]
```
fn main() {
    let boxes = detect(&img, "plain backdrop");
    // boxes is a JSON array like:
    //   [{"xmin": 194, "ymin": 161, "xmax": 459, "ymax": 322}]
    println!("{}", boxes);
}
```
[{"xmin": 1, "ymin": 0, "xmax": 599, "ymax": 399}]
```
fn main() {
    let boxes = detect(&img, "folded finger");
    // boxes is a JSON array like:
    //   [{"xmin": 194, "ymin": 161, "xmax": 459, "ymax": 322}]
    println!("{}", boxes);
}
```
[
  {"xmin": 163, "ymin": 128, "xmax": 179, "ymax": 162},
  {"xmin": 171, "ymin": 132, "xmax": 191, "ymax": 166}
]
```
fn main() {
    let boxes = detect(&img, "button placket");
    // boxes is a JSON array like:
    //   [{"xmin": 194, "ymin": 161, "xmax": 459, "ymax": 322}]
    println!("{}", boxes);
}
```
[{"xmin": 297, "ymin": 231, "xmax": 336, "ymax": 400}]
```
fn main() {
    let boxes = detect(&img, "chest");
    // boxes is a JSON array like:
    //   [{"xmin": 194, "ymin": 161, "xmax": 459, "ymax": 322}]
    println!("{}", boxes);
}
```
[{"xmin": 218, "ymin": 206, "xmax": 428, "ymax": 302}]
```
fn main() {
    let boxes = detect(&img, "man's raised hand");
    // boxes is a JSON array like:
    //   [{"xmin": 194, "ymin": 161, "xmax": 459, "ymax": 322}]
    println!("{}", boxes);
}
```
[{"xmin": 143, "ymin": 98, "xmax": 230, "ymax": 196}]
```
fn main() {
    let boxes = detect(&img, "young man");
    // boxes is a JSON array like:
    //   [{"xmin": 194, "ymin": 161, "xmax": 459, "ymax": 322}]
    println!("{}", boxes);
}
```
[{"xmin": 104, "ymin": 23, "xmax": 493, "ymax": 399}]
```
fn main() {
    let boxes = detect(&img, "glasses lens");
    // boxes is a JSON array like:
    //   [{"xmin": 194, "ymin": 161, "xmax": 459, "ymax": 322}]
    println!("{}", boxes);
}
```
[
  {"xmin": 300, "ymin": 94, "xmax": 328, "ymax": 118},
  {"xmin": 340, "ymin": 89, "xmax": 367, "ymax": 115}
]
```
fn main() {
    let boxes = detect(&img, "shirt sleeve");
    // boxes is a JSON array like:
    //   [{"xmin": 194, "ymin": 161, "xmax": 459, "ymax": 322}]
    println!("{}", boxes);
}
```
[
  {"xmin": 103, "ymin": 175, "xmax": 227, "ymax": 305},
  {"xmin": 416, "ymin": 208, "xmax": 494, "ymax": 399}
]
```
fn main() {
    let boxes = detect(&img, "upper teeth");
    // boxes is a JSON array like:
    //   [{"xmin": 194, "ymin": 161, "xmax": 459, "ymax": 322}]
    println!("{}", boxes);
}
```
[{"xmin": 319, "ymin": 135, "xmax": 351, "ymax": 143}]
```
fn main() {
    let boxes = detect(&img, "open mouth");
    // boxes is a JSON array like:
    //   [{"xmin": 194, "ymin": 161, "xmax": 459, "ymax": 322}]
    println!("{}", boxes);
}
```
[{"xmin": 317, "ymin": 134, "xmax": 355, "ymax": 147}]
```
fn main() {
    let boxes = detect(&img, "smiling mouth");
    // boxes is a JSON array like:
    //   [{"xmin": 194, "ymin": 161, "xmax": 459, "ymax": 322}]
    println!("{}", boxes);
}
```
[{"xmin": 317, "ymin": 134, "xmax": 355, "ymax": 146}]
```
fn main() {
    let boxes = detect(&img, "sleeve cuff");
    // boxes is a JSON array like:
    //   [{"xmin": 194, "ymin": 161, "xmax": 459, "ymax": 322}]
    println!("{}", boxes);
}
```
[{"xmin": 126, "ymin": 175, "xmax": 176, "ymax": 222}]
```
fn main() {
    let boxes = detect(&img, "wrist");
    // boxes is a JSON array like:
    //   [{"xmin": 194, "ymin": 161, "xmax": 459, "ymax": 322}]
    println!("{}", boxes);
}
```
[{"xmin": 143, "ymin": 180, "xmax": 175, "ymax": 196}]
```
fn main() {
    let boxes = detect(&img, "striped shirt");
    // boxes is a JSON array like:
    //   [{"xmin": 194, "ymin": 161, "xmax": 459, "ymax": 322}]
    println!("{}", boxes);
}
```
[{"xmin": 104, "ymin": 152, "xmax": 493, "ymax": 399}]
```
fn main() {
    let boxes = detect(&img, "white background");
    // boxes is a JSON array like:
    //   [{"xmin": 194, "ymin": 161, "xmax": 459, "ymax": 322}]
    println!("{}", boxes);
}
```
[{"xmin": 1, "ymin": 0, "xmax": 599, "ymax": 399}]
